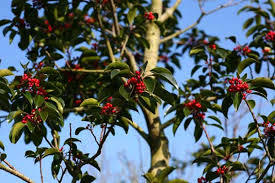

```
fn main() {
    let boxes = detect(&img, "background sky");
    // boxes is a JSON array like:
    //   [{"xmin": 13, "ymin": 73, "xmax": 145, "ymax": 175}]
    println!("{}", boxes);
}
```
[{"xmin": 0, "ymin": 0, "xmax": 272, "ymax": 183}]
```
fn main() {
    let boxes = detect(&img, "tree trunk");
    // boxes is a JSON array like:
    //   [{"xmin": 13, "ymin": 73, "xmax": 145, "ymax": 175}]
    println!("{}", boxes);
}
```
[{"xmin": 142, "ymin": 0, "xmax": 170, "ymax": 177}]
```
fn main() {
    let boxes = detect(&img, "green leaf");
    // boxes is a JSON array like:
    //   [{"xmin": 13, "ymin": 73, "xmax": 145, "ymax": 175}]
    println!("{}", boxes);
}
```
[
  {"xmin": 268, "ymin": 111, "xmax": 275, "ymax": 121},
  {"xmin": 243, "ymin": 18, "xmax": 254, "ymax": 29},
  {"xmin": 50, "ymin": 97, "xmax": 64, "ymax": 114},
  {"xmin": 184, "ymin": 118, "xmax": 192, "ymax": 130},
  {"xmin": 231, "ymin": 161, "xmax": 246, "ymax": 171},
  {"xmin": 0, "ymin": 141, "xmax": 5, "ymax": 151},
  {"xmin": 267, "ymin": 137, "xmax": 274, "ymax": 158},
  {"xmin": 194, "ymin": 124, "xmax": 203, "ymax": 142},
  {"xmin": 189, "ymin": 48, "xmax": 204, "ymax": 55},
  {"xmin": 0, "ymin": 69, "xmax": 13, "ymax": 77},
  {"xmin": 144, "ymin": 77, "xmax": 156, "ymax": 93},
  {"xmin": 80, "ymin": 98, "xmax": 98, "ymax": 107},
  {"xmin": 233, "ymin": 92, "xmax": 242, "ymax": 111},
  {"xmin": 43, "ymin": 148, "xmax": 60, "ymax": 158},
  {"xmin": 0, "ymin": 19, "xmax": 11, "ymax": 27},
  {"xmin": 23, "ymin": 92, "xmax": 33, "ymax": 106},
  {"xmin": 168, "ymin": 179, "xmax": 188, "ymax": 183},
  {"xmin": 183, "ymin": 107, "xmax": 191, "ymax": 116},
  {"xmin": 75, "ymin": 127, "xmax": 87, "ymax": 135},
  {"xmin": 119, "ymin": 85, "xmax": 130, "ymax": 101},
  {"xmin": 0, "ymin": 153, "xmax": 7, "ymax": 161},
  {"xmin": 151, "ymin": 67, "xmax": 178, "ymax": 89},
  {"xmin": 172, "ymin": 114, "xmax": 185, "ymax": 135},
  {"xmin": 127, "ymin": 7, "xmax": 137, "ymax": 25},
  {"xmin": 139, "ymin": 95, "xmax": 157, "ymax": 114},
  {"xmin": 34, "ymin": 95, "xmax": 45, "ymax": 107},
  {"xmin": 39, "ymin": 110, "xmax": 48, "ymax": 122},
  {"xmin": 105, "ymin": 62, "xmax": 129, "ymax": 71},
  {"xmin": 9, "ymin": 122, "xmax": 25, "ymax": 144},
  {"xmin": 237, "ymin": 58, "xmax": 257, "ymax": 74},
  {"xmin": 38, "ymin": 67, "xmax": 60, "ymax": 75},
  {"xmin": 119, "ymin": 117, "xmax": 131, "ymax": 134},
  {"xmin": 247, "ymin": 100, "xmax": 255, "ymax": 109},
  {"xmin": 271, "ymin": 99, "xmax": 275, "ymax": 106},
  {"xmin": 206, "ymin": 171, "xmax": 219, "ymax": 181},
  {"xmin": 226, "ymin": 36, "xmax": 236, "ymax": 43},
  {"xmin": 154, "ymin": 84, "xmax": 176, "ymax": 105},
  {"xmin": 250, "ymin": 77, "xmax": 275, "ymax": 89},
  {"xmin": 208, "ymin": 116, "xmax": 221, "ymax": 125},
  {"xmin": 81, "ymin": 172, "xmax": 96, "ymax": 183}
]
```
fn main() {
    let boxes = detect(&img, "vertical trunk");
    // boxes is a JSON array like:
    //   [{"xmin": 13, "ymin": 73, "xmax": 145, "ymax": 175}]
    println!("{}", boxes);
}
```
[
  {"xmin": 142, "ymin": 108, "xmax": 170, "ymax": 176},
  {"xmin": 143, "ymin": 0, "xmax": 170, "ymax": 177}
]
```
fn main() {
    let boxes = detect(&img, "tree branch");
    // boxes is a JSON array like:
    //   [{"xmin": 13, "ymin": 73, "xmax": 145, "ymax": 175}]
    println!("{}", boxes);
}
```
[
  {"xmin": 160, "ymin": 0, "xmax": 247, "ymax": 43},
  {"xmin": 244, "ymin": 99, "xmax": 273, "ymax": 162},
  {"xmin": 255, "ymin": 162, "xmax": 273, "ymax": 183},
  {"xmin": 0, "ymin": 163, "xmax": 34, "ymax": 183},
  {"xmin": 125, "ymin": 48, "xmax": 137, "ymax": 72},
  {"xmin": 121, "ymin": 117, "xmax": 149, "ymax": 143},
  {"xmin": 160, "ymin": 14, "xmax": 204, "ymax": 43},
  {"xmin": 59, "ymin": 68, "xmax": 106, "ymax": 73},
  {"xmin": 159, "ymin": 0, "xmax": 182, "ymax": 22},
  {"xmin": 96, "ymin": 9, "xmax": 116, "ymax": 63},
  {"xmin": 109, "ymin": 0, "xmax": 120, "ymax": 36},
  {"xmin": 160, "ymin": 117, "xmax": 176, "ymax": 130}
]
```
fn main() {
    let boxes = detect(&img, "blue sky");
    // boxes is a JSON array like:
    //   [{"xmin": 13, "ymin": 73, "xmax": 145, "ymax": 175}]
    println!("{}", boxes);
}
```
[{"xmin": 0, "ymin": 0, "xmax": 271, "ymax": 183}]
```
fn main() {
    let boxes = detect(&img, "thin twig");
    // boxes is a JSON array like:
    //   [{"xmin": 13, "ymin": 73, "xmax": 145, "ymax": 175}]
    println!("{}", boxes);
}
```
[
  {"xmin": 202, "ymin": 124, "xmax": 223, "ymax": 183},
  {"xmin": 44, "ymin": 136, "xmax": 55, "ymax": 148},
  {"xmin": 59, "ymin": 68, "xmax": 106, "ymax": 73},
  {"xmin": 39, "ymin": 155, "xmax": 44, "ymax": 183},
  {"xmin": 125, "ymin": 48, "xmax": 137, "ymax": 72},
  {"xmin": 109, "ymin": 0, "xmax": 120, "ymax": 36},
  {"xmin": 89, "ymin": 128, "xmax": 100, "ymax": 146},
  {"xmin": 160, "ymin": 0, "xmax": 247, "ymax": 43},
  {"xmin": 96, "ymin": 9, "xmax": 116, "ymax": 63}
]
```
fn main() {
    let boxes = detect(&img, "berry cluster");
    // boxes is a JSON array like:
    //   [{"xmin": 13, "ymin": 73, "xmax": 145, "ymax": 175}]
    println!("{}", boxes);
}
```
[
  {"xmin": 144, "ymin": 12, "xmax": 155, "ymax": 21},
  {"xmin": 263, "ymin": 121, "xmax": 275, "ymax": 137},
  {"xmin": 44, "ymin": 20, "xmax": 53, "ymax": 33},
  {"xmin": 96, "ymin": 0, "xmax": 109, "ymax": 5},
  {"xmin": 197, "ymin": 176, "xmax": 207, "ymax": 183},
  {"xmin": 74, "ymin": 99, "xmax": 82, "ymax": 106},
  {"xmin": 262, "ymin": 47, "xmax": 271, "ymax": 54},
  {"xmin": 184, "ymin": 99, "xmax": 205, "ymax": 120},
  {"xmin": 238, "ymin": 145, "xmax": 244, "ymax": 152},
  {"xmin": 234, "ymin": 45, "xmax": 251, "ymax": 56},
  {"xmin": 19, "ymin": 74, "xmax": 48, "ymax": 99},
  {"xmin": 22, "ymin": 108, "xmax": 42, "ymax": 124},
  {"xmin": 34, "ymin": 61, "xmax": 44, "ymax": 71},
  {"xmin": 265, "ymin": 30, "xmax": 275, "ymax": 42},
  {"xmin": 84, "ymin": 15, "xmax": 96, "ymax": 24},
  {"xmin": 208, "ymin": 44, "xmax": 217, "ymax": 50},
  {"xmin": 124, "ymin": 71, "xmax": 146, "ymax": 95},
  {"xmin": 159, "ymin": 55, "xmax": 169, "ymax": 63},
  {"xmin": 101, "ymin": 103, "xmax": 119, "ymax": 115},
  {"xmin": 216, "ymin": 166, "xmax": 228, "ymax": 175},
  {"xmin": 226, "ymin": 78, "xmax": 252, "ymax": 99},
  {"xmin": 16, "ymin": 19, "xmax": 27, "ymax": 29}
]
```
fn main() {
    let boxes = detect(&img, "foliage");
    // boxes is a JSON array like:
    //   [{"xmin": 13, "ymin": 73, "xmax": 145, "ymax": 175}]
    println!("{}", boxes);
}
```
[{"xmin": 0, "ymin": 0, "xmax": 274, "ymax": 182}]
